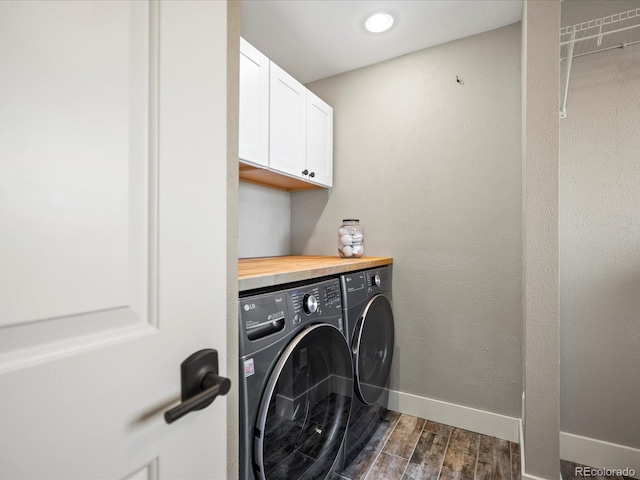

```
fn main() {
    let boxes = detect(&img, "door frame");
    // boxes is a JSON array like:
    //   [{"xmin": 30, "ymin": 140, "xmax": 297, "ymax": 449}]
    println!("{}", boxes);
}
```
[{"xmin": 225, "ymin": 1, "xmax": 241, "ymax": 478}]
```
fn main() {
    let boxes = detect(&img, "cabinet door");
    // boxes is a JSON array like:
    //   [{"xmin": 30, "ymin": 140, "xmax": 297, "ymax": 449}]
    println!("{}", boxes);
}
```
[
  {"xmin": 239, "ymin": 38, "xmax": 269, "ymax": 167},
  {"xmin": 269, "ymin": 61, "xmax": 307, "ymax": 179},
  {"xmin": 306, "ymin": 91, "xmax": 333, "ymax": 187}
]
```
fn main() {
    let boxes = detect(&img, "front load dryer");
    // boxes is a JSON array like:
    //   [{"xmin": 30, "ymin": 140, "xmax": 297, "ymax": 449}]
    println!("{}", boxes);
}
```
[
  {"xmin": 339, "ymin": 265, "xmax": 395, "ymax": 470},
  {"xmin": 239, "ymin": 277, "xmax": 353, "ymax": 480}
]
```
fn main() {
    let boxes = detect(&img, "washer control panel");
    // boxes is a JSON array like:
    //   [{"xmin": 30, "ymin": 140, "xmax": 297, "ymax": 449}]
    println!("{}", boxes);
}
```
[
  {"xmin": 290, "ymin": 279, "xmax": 342, "ymax": 319},
  {"xmin": 365, "ymin": 269, "xmax": 388, "ymax": 293},
  {"xmin": 341, "ymin": 266, "xmax": 392, "ymax": 309},
  {"xmin": 240, "ymin": 278, "xmax": 344, "ymax": 346},
  {"xmin": 291, "ymin": 286, "xmax": 320, "ymax": 316},
  {"xmin": 323, "ymin": 281, "xmax": 342, "ymax": 305}
]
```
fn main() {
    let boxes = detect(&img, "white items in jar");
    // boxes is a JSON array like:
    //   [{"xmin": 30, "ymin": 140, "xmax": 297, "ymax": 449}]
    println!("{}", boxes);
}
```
[{"xmin": 338, "ymin": 219, "xmax": 364, "ymax": 258}]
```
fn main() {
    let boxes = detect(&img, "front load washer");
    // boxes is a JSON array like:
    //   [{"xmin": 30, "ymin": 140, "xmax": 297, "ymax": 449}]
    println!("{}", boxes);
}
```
[
  {"xmin": 239, "ymin": 277, "xmax": 353, "ymax": 480},
  {"xmin": 338, "ymin": 265, "xmax": 394, "ymax": 470}
]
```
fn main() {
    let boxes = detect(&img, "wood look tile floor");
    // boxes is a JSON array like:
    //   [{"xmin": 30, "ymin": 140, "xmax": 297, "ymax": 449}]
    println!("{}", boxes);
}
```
[{"xmin": 335, "ymin": 412, "xmax": 521, "ymax": 480}]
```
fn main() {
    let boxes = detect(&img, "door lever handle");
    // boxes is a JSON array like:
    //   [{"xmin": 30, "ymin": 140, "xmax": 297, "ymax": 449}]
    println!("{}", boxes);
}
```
[{"xmin": 164, "ymin": 349, "xmax": 231, "ymax": 424}]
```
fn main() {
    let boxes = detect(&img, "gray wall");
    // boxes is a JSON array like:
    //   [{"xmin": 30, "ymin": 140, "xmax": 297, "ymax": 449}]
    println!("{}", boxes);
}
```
[
  {"xmin": 238, "ymin": 182, "xmax": 291, "ymax": 258},
  {"xmin": 521, "ymin": 0, "xmax": 560, "ymax": 477},
  {"xmin": 560, "ymin": 0, "xmax": 640, "ymax": 450},
  {"xmin": 292, "ymin": 24, "xmax": 523, "ymax": 418}
]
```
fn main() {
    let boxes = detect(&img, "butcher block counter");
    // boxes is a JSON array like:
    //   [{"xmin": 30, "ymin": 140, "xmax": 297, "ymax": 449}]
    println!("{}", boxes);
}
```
[{"xmin": 239, "ymin": 255, "xmax": 393, "ymax": 292}]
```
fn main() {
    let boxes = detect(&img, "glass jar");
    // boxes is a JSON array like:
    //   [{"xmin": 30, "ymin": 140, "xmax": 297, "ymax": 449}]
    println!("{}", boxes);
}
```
[{"xmin": 338, "ymin": 219, "xmax": 364, "ymax": 258}]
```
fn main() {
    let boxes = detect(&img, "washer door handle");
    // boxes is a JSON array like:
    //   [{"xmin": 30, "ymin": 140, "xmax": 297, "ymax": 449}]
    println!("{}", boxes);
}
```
[{"xmin": 164, "ymin": 349, "xmax": 231, "ymax": 424}]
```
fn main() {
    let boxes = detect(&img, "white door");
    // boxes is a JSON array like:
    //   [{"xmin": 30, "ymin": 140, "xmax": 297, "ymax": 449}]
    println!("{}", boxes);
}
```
[
  {"xmin": 0, "ymin": 1, "xmax": 230, "ymax": 479},
  {"xmin": 306, "ymin": 91, "xmax": 334, "ymax": 188},
  {"xmin": 269, "ymin": 62, "xmax": 307, "ymax": 180}
]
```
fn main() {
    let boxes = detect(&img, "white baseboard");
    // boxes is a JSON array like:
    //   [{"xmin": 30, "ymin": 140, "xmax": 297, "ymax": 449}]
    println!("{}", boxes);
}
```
[
  {"xmin": 521, "ymin": 473, "xmax": 550, "ymax": 480},
  {"xmin": 385, "ymin": 389, "xmax": 519, "ymax": 443},
  {"xmin": 522, "ymin": 473, "xmax": 551, "ymax": 480},
  {"xmin": 560, "ymin": 431, "xmax": 640, "ymax": 476}
]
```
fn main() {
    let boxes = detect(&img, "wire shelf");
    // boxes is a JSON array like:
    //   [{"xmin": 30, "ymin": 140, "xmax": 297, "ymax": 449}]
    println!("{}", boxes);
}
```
[
  {"xmin": 559, "ymin": 7, "xmax": 640, "ymax": 118},
  {"xmin": 560, "ymin": 8, "xmax": 640, "ymax": 60}
]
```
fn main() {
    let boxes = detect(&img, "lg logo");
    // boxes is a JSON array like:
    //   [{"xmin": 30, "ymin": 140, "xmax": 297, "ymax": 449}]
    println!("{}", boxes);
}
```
[{"xmin": 243, "ymin": 303, "xmax": 256, "ymax": 311}]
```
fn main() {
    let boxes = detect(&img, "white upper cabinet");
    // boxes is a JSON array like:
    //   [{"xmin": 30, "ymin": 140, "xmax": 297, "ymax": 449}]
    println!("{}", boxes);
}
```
[
  {"xmin": 269, "ymin": 61, "xmax": 307, "ymax": 179},
  {"xmin": 239, "ymin": 38, "xmax": 269, "ymax": 167},
  {"xmin": 238, "ymin": 38, "xmax": 333, "ymax": 190},
  {"xmin": 306, "ymin": 91, "xmax": 333, "ymax": 187}
]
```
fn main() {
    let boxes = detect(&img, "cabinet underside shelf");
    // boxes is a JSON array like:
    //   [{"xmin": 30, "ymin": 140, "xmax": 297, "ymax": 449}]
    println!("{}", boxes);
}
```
[{"xmin": 239, "ymin": 163, "xmax": 323, "ymax": 192}]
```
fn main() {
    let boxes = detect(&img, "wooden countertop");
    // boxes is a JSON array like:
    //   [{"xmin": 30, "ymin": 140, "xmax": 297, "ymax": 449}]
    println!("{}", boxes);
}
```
[{"xmin": 239, "ymin": 255, "xmax": 393, "ymax": 292}]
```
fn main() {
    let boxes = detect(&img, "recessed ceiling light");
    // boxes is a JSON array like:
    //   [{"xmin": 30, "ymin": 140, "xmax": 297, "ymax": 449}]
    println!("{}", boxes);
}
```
[{"xmin": 365, "ymin": 12, "xmax": 394, "ymax": 33}]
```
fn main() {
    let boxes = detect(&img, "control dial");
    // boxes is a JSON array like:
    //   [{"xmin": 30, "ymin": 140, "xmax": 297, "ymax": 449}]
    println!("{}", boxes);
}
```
[
  {"xmin": 302, "ymin": 293, "xmax": 318, "ymax": 314},
  {"xmin": 372, "ymin": 274, "xmax": 381, "ymax": 287}
]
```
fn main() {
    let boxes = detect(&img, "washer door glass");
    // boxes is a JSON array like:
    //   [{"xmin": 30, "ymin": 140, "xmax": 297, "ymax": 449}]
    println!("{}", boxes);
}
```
[
  {"xmin": 354, "ymin": 294, "xmax": 394, "ymax": 405},
  {"xmin": 254, "ymin": 324, "xmax": 353, "ymax": 480}
]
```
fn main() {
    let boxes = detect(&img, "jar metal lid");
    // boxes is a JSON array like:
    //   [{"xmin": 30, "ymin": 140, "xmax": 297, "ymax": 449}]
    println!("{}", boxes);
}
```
[{"xmin": 342, "ymin": 219, "xmax": 359, "ymax": 222}]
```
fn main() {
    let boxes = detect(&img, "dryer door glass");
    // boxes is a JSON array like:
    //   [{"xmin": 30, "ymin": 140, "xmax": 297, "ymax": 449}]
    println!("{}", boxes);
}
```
[
  {"xmin": 354, "ymin": 294, "xmax": 394, "ymax": 405},
  {"xmin": 254, "ymin": 324, "xmax": 353, "ymax": 480}
]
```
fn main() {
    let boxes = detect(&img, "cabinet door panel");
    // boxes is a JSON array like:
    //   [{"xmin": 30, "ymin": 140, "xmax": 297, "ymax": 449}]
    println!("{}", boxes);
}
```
[
  {"xmin": 239, "ymin": 38, "xmax": 269, "ymax": 167},
  {"xmin": 306, "ymin": 91, "xmax": 333, "ymax": 187},
  {"xmin": 269, "ymin": 61, "xmax": 306, "ymax": 179}
]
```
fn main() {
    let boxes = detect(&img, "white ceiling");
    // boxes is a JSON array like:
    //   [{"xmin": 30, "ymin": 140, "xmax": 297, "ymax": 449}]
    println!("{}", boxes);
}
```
[{"xmin": 241, "ymin": 0, "xmax": 524, "ymax": 84}]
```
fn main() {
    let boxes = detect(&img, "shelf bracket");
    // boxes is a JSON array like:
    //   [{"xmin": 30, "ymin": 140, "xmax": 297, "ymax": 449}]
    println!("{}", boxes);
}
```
[{"xmin": 560, "ymin": 28, "xmax": 576, "ymax": 119}]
